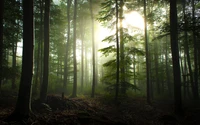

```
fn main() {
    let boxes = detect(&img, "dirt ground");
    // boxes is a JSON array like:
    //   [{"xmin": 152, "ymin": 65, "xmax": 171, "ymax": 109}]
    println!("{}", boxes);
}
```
[{"xmin": 0, "ymin": 94, "xmax": 200, "ymax": 125}]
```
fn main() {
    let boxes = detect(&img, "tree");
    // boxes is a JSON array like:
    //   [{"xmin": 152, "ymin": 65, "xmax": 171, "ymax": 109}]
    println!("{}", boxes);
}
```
[
  {"xmin": 191, "ymin": 0, "xmax": 199, "ymax": 100},
  {"xmin": 72, "ymin": 0, "xmax": 77, "ymax": 97},
  {"xmin": 63, "ymin": 0, "xmax": 72, "ymax": 89},
  {"xmin": 0, "ymin": 0, "xmax": 4, "ymax": 94},
  {"xmin": 90, "ymin": 0, "xmax": 96, "ymax": 98},
  {"xmin": 115, "ymin": 0, "xmax": 120, "ymax": 100},
  {"xmin": 170, "ymin": 0, "xmax": 183, "ymax": 115},
  {"xmin": 33, "ymin": 0, "xmax": 44, "ymax": 95},
  {"xmin": 40, "ymin": 0, "xmax": 50, "ymax": 102},
  {"xmin": 6, "ymin": 0, "xmax": 34, "ymax": 119},
  {"xmin": 144, "ymin": 0, "xmax": 151, "ymax": 104}
]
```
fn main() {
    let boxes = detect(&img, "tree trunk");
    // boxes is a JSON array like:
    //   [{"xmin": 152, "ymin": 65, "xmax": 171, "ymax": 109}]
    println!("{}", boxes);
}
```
[
  {"xmin": 40, "ymin": 0, "xmax": 50, "ymax": 103},
  {"xmin": 192, "ymin": 0, "xmax": 199, "ymax": 100},
  {"xmin": 144, "ymin": 0, "xmax": 151, "ymax": 104},
  {"xmin": 80, "ymin": 17, "xmax": 84, "ymax": 92},
  {"xmin": 34, "ymin": 0, "xmax": 44, "ymax": 95},
  {"xmin": 64, "ymin": 0, "xmax": 71, "ymax": 89},
  {"xmin": 7, "ymin": 0, "xmax": 34, "ymax": 119},
  {"xmin": 170, "ymin": 0, "xmax": 183, "ymax": 115},
  {"xmin": 90, "ymin": 0, "xmax": 96, "ymax": 98},
  {"xmin": 119, "ymin": 0, "xmax": 126, "ymax": 95},
  {"xmin": 0, "ymin": 0, "xmax": 4, "ymax": 94},
  {"xmin": 72, "ymin": 0, "xmax": 77, "ymax": 97},
  {"xmin": 115, "ymin": 0, "xmax": 120, "ymax": 101}
]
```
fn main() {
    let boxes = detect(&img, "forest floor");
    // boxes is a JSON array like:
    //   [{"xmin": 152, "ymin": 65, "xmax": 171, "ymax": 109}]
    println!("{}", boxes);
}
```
[{"xmin": 0, "ymin": 94, "xmax": 200, "ymax": 125}]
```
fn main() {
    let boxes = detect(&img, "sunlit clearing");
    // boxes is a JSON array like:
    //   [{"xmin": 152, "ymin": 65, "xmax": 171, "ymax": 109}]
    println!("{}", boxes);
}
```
[{"xmin": 123, "ymin": 11, "xmax": 144, "ymax": 30}]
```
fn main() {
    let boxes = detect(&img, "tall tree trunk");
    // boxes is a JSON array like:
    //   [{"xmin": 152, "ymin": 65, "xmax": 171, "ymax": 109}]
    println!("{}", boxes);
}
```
[
  {"xmin": 64, "ymin": 0, "xmax": 71, "ymax": 89},
  {"xmin": 144, "ymin": 0, "xmax": 151, "ymax": 104},
  {"xmin": 40, "ymin": 0, "xmax": 50, "ymax": 102},
  {"xmin": 7, "ymin": 0, "xmax": 34, "ymax": 119},
  {"xmin": 34, "ymin": 0, "xmax": 44, "ymax": 95},
  {"xmin": 170, "ymin": 0, "xmax": 182, "ymax": 115},
  {"xmin": 0, "ymin": 0, "xmax": 4, "ymax": 94},
  {"xmin": 115, "ymin": 0, "xmax": 120, "ymax": 100},
  {"xmin": 192, "ymin": 0, "xmax": 199, "ymax": 99},
  {"xmin": 80, "ymin": 17, "xmax": 84, "ymax": 92},
  {"xmin": 119, "ymin": 0, "xmax": 126, "ymax": 94},
  {"xmin": 72, "ymin": 0, "xmax": 77, "ymax": 97},
  {"xmin": 85, "ymin": 47, "xmax": 88, "ymax": 86},
  {"xmin": 90, "ymin": 0, "xmax": 96, "ymax": 98}
]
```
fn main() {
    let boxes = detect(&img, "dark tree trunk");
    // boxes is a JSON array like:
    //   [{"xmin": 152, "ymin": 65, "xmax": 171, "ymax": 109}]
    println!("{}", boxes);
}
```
[
  {"xmin": 144, "ymin": 0, "xmax": 151, "ymax": 104},
  {"xmin": 0, "ymin": 0, "xmax": 4, "ymax": 94},
  {"xmin": 7, "ymin": 0, "xmax": 34, "ymax": 119},
  {"xmin": 64, "ymin": 0, "xmax": 71, "ymax": 89},
  {"xmin": 192, "ymin": 0, "xmax": 199, "ymax": 100},
  {"xmin": 80, "ymin": 17, "xmax": 84, "ymax": 92},
  {"xmin": 115, "ymin": 0, "xmax": 119, "ymax": 101},
  {"xmin": 40, "ymin": 0, "xmax": 50, "ymax": 103},
  {"xmin": 170, "ymin": 0, "xmax": 183, "ymax": 115},
  {"xmin": 90, "ymin": 0, "xmax": 96, "ymax": 98},
  {"xmin": 119, "ymin": 0, "xmax": 126, "ymax": 94},
  {"xmin": 34, "ymin": 0, "xmax": 44, "ymax": 95},
  {"xmin": 72, "ymin": 0, "xmax": 77, "ymax": 97}
]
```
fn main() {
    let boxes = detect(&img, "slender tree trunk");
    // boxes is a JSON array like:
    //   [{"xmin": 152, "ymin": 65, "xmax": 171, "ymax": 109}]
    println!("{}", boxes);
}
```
[
  {"xmin": 144, "ymin": 0, "xmax": 151, "ymax": 104},
  {"xmin": 119, "ymin": 0, "xmax": 126, "ymax": 94},
  {"xmin": 7, "ymin": 0, "xmax": 34, "ymax": 119},
  {"xmin": 64, "ymin": 0, "xmax": 71, "ymax": 89},
  {"xmin": 80, "ymin": 17, "xmax": 84, "ymax": 92},
  {"xmin": 40, "ymin": 0, "xmax": 50, "ymax": 102},
  {"xmin": 192, "ymin": 0, "xmax": 199, "ymax": 99},
  {"xmin": 90, "ymin": 0, "xmax": 96, "ymax": 98},
  {"xmin": 115, "ymin": 0, "xmax": 119, "ymax": 100},
  {"xmin": 170, "ymin": 0, "xmax": 183, "ymax": 115},
  {"xmin": 72, "ymin": 0, "xmax": 77, "ymax": 97},
  {"xmin": 85, "ymin": 47, "xmax": 88, "ymax": 86},
  {"xmin": 0, "ymin": 0, "xmax": 4, "ymax": 94}
]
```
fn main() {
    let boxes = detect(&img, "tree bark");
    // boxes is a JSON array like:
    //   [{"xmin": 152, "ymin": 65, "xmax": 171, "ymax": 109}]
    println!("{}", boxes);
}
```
[
  {"xmin": 170, "ymin": 0, "xmax": 183, "ymax": 115},
  {"xmin": 192, "ymin": 0, "xmax": 199, "ymax": 99},
  {"xmin": 0, "ymin": 0, "xmax": 4, "ymax": 94},
  {"xmin": 7, "ymin": 0, "xmax": 34, "ymax": 119},
  {"xmin": 144, "ymin": 0, "xmax": 151, "ymax": 104},
  {"xmin": 90, "ymin": 0, "xmax": 96, "ymax": 98},
  {"xmin": 72, "ymin": 0, "xmax": 77, "ymax": 97},
  {"xmin": 40, "ymin": 0, "xmax": 50, "ymax": 102},
  {"xmin": 115, "ymin": 0, "xmax": 120, "ymax": 101},
  {"xmin": 64, "ymin": 0, "xmax": 71, "ymax": 89}
]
